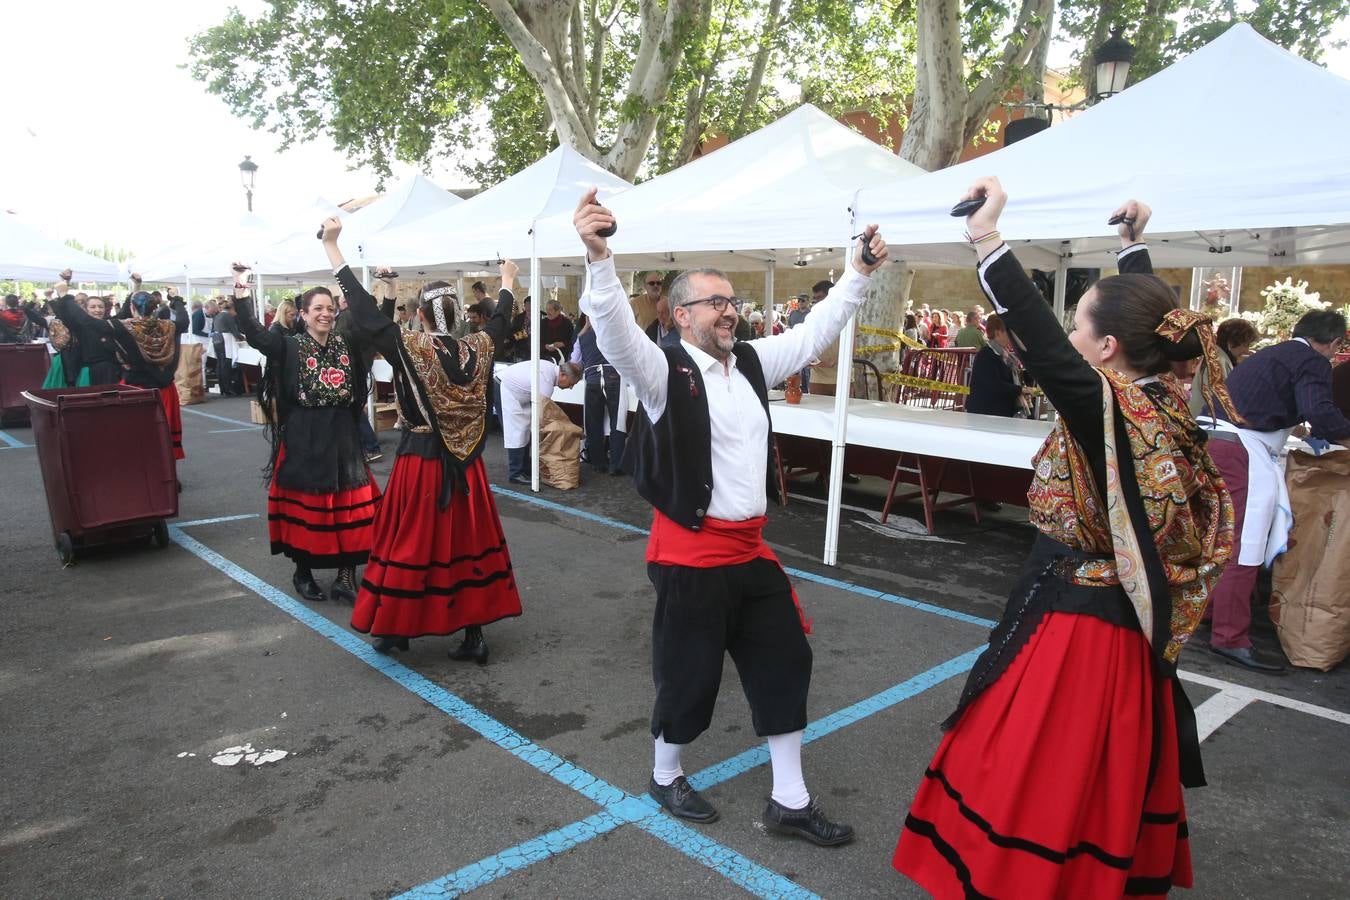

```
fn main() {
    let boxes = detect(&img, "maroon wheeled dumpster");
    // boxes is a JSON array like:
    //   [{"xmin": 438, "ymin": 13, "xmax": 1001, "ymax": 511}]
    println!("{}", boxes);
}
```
[
  {"xmin": 23, "ymin": 385, "xmax": 178, "ymax": 565},
  {"xmin": 0, "ymin": 344, "xmax": 51, "ymax": 425}
]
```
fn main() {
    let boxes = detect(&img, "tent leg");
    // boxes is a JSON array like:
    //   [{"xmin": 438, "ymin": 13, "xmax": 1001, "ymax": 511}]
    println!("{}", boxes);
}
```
[{"xmin": 822, "ymin": 240, "xmax": 857, "ymax": 567}]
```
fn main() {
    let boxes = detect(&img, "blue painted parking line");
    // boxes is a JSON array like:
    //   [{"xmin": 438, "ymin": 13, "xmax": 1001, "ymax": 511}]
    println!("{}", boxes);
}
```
[
  {"xmin": 491, "ymin": 485, "xmax": 649, "ymax": 535},
  {"xmin": 690, "ymin": 647, "xmax": 983, "ymax": 791},
  {"xmin": 169, "ymin": 523, "xmax": 826, "ymax": 900},
  {"xmin": 396, "ymin": 811, "xmax": 625, "ymax": 899},
  {"xmin": 181, "ymin": 407, "xmax": 257, "ymax": 427},
  {"xmin": 636, "ymin": 814, "xmax": 819, "ymax": 899},
  {"xmin": 177, "ymin": 513, "xmax": 260, "ymax": 528},
  {"xmin": 0, "ymin": 429, "xmax": 32, "ymax": 449}
]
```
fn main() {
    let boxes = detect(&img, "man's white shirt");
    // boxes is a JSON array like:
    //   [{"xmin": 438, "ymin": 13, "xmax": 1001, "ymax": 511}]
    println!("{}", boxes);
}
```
[{"xmin": 580, "ymin": 255, "xmax": 870, "ymax": 521}]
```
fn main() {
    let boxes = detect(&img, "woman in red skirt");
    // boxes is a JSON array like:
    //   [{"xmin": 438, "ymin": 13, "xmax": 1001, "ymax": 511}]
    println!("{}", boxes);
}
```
[
  {"xmin": 893, "ymin": 180, "xmax": 1239, "ymax": 898},
  {"xmin": 52, "ymin": 276, "xmax": 188, "ymax": 460},
  {"xmin": 233, "ymin": 251, "xmax": 381, "ymax": 606},
  {"xmin": 318, "ymin": 218, "xmax": 522, "ymax": 663}
]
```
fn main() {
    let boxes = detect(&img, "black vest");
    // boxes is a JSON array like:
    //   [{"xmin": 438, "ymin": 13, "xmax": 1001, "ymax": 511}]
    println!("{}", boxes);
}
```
[{"xmin": 624, "ymin": 342, "xmax": 779, "ymax": 530}]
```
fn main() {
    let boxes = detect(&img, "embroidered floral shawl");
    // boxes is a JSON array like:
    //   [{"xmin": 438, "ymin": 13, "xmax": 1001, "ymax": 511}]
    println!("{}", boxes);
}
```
[{"xmin": 1027, "ymin": 370, "xmax": 1235, "ymax": 664}]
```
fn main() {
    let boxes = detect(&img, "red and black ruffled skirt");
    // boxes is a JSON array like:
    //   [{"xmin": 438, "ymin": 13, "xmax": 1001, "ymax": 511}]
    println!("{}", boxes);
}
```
[
  {"xmin": 894, "ymin": 612, "xmax": 1192, "ymax": 899},
  {"xmin": 267, "ymin": 445, "xmax": 380, "ymax": 568},
  {"xmin": 351, "ymin": 454, "xmax": 520, "ymax": 638}
]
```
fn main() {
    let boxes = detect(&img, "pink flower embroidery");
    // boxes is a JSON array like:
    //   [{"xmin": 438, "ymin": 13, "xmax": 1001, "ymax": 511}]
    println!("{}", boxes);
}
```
[
  {"xmin": 326, "ymin": 368, "xmax": 345, "ymax": 388},
  {"xmin": 319, "ymin": 369, "xmax": 331, "ymax": 386},
  {"xmin": 339, "ymin": 354, "xmax": 350, "ymax": 366},
  {"xmin": 306, "ymin": 357, "xmax": 318, "ymax": 370}
]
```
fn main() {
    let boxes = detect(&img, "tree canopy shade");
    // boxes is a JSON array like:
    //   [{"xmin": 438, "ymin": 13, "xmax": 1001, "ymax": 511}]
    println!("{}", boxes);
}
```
[{"xmin": 189, "ymin": 0, "xmax": 1350, "ymax": 182}]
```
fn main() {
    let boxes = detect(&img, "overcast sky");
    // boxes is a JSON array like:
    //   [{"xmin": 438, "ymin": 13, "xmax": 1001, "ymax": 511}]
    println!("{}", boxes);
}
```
[{"xmin": 4, "ymin": 2, "xmax": 1349, "ymax": 259}]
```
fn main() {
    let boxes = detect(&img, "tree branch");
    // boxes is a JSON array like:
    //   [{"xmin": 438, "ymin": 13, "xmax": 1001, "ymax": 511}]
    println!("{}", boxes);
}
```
[
  {"xmin": 732, "ymin": 0, "xmax": 783, "ymax": 137},
  {"xmin": 963, "ymin": 0, "xmax": 1055, "ymax": 141},
  {"xmin": 482, "ymin": 0, "xmax": 601, "ymax": 159}
]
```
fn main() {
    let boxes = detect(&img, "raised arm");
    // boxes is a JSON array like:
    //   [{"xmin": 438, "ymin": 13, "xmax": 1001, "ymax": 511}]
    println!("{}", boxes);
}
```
[
  {"xmin": 573, "ymin": 189, "xmax": 672, "ymax": 419},
  {"xmin": 962, "ymin": 178, "xmax": 1118, "ymax": 443},
  {"xmin": 51, "ymin": 280, "xmax": 112, "ymax": 343},
  {"xmin": 753, "ymin": 227, "xmax": 885, "ymax": 386},
  {"xmin": 481, "ymin": 260, "xmax": 518, "ymax": 349},
  {"xmin": 233, "ymin": 291, "xmax": 286, "ymax": 359}
]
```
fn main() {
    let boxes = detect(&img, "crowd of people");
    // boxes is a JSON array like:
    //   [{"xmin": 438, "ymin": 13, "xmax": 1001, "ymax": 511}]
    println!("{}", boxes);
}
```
[{"xmin": 9, "ymin": 175, "xmax": 1348, "ymax": 899}]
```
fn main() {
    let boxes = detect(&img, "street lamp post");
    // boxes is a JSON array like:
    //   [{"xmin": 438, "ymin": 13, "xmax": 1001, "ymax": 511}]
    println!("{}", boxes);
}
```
[
  {"xmin": 1003, "ymin": 27, "xmax": 1137, "ymax": 143},
  {"xmin": 238, "ymin": 155, "xmax": 259, "ymax": 212}
]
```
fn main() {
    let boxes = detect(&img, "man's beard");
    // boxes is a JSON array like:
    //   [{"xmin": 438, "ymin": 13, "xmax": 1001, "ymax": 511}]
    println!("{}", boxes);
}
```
[{"xmin": 688, "ymin": 314, "xmax": 736, "ymax": 359}]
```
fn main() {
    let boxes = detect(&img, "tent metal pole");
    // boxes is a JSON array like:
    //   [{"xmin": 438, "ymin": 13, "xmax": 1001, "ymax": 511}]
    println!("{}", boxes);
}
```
[
  {"xmin": 1053, "ymin": 247, "xmax": 1069, "ymax": 326},
  {"xmin": 764, "ymin": 260, "xmax": 775, "ymax": 316},
  {"xmin": 529, "ymin": 230, "xmax": 542, "ymax": 492},
  {"xmin": 822, "ymin": 232, "xmax": 858, "ymax": 567}
]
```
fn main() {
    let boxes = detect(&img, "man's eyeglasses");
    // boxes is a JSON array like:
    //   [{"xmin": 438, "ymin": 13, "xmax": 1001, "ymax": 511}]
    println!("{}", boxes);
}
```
[
  {"xmin": 396, "ymin": 305, "xmax": 407, "ymax": 312},
  {"xmin": 680, "ymin": 295, "xmax": 743, "ymax": 313},
  {"xmin": 645, "ymin": 281, "xmax": 662, "ymax": 287}
]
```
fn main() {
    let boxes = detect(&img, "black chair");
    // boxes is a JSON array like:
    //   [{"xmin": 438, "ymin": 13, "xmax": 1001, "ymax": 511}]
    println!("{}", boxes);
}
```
[{"xmin": 850, "ymin": 358, "xmax": 885, "ymax": 401}]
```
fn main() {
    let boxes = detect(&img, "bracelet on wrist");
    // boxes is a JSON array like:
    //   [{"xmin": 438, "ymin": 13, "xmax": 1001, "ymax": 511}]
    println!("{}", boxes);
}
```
[{"xmin": 966, "ymin": 229, "xmax": 1002, "ymax": 247}]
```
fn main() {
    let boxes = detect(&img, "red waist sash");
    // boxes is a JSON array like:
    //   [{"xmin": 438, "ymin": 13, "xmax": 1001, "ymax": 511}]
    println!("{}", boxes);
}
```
[{"xmin": 647, "ymin": 510, "xmax": 811, "ymax": 634}]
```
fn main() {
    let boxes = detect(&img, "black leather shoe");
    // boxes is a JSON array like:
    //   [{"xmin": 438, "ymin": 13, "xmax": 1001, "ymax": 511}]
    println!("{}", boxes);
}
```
[
  {"xmin": 648, "ymin": 776, "xmax": 719, "ymax": 824},
  {"xmin": 330, "ymin": 569, "xmax": 358, "ymax": 605},
  {"xmin": 763, "ymin": 798, "xmax": 855, "ymax": 847},
  {"xmin": 1210, "ymin": 644, "xmax": 1286, "ymax": 673},
  {"xmin": 373, "ymin": 636, "xmax": 410, "ymax": 654},
  {"xmin": 448, "ymin": 627, "xmax": 489, "ymax": 665},
  {"xmin": 292, "ymin": 572, "xmax": 326, "ymax": 603}
]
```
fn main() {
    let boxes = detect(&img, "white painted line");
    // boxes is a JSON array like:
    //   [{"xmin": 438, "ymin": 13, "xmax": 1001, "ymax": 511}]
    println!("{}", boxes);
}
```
[
  {"xmin": 1193, "ymin": 690, "xmax": 1256, "ymax": 742},
  {"xmin": 1181, "ymin": 670, "xmax": 1350, "ymax": 727}
]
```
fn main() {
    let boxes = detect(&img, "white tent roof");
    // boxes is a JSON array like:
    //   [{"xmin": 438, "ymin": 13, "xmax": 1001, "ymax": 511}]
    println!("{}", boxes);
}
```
[
  {"xmin": 259, "ymin": 175, "xmax": 463, "ymax": 279},
  {"xmin": 854, "ymin": 24, "xmax": 1350, "ymax": 270},
  {"xmin": 137, "ymin": 211, "xmax": 281, "ymax": 285},
  {"xmin": 252, "ymin": 198, "xmax": 353, "ymax": 278},
  {"xmin": 531, "ymin": 103, "xmax": 927, "ymax": 269},
  {"xmin": 364, "ymin": 146, "xmax": 631, "ymax": 273},
  {"xmin": 0, "ymin": 212, "xmax": 122, "ymax": 283}
]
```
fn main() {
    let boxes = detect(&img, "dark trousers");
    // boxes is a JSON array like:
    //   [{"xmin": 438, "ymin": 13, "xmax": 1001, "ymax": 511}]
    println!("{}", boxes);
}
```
[
  {"xmin": 358, "ymin": 411, "xmax": 380, "ymax": 455},
  {"xmin": 1206, "ymin": 437, "xmax": 1259, "ymax": 649},
  {"xmin": 211, "ymin": 337, "xmax": 237, "ymax": 395},
  {"xmin": 507, "ymin": 447, "xmax": 528, "ymax": 481},
  {"xmin": 583, "ymin": 378, "xmax": 626, "ymax": 473},
  {"xmin": 647, "ymin": 558, "xmax": 812, "ymax": 744}
]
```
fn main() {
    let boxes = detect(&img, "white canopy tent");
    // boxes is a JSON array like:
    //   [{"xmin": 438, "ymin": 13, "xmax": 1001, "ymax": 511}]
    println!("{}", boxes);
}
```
[
  {"xmin": 854, "ymin": 24, "xmax": 1350, "ymax": 274},
  {"xmin": 803, "ymin": 24, "xmax": 1350, "ymax": 566},
  {"xmin": 259, "ymin": 175, "xmax": 463, "ymax": 280},
  {"xmin": 365, "ymin": 145, "xmax": 631, "ymax": 274},
  {"xmin": 137, "ymin": 211, "xmax": 283, "ymax": 287},
  {"xmin": 532, "ymin": 103, "xmax": 926, "ymax": 270},
  {"xmin": 1, "ymin": 212, "xmax": 122, "ymax": 283}
]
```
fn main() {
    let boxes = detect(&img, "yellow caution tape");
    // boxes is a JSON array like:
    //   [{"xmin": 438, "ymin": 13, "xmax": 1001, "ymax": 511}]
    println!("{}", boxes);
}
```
[
  {"xmin": 853, "ymin": 341, "xmax": 906, "ymax": 355},
  {"xmin": 881, "ymin": 372, "xmax": 971, "ymax": 395},
  {"xmin": 859, "ymin": 324, "xmax": 925, "ymax": 351}
]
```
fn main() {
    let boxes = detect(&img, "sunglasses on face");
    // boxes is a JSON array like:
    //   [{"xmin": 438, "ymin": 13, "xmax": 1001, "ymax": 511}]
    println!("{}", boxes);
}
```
[
  {"xmin": 680, "ymin": 295, "xmax": 744, "ymax": 313},
  {"xmin": 396, "ymin": 305, "xmax": 407, "ymax": 311},
  {"xmin": 646, "ymin": 281, "xmax": 662, "ymax": 287}
]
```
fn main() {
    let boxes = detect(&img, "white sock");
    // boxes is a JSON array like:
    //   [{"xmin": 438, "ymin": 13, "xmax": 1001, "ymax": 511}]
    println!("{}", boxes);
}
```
[
  {"xmin": 652, "ymin": 734, "xmax": 685, "ymax": 786},
  {"xmin": 768, "ymin": 731, "xmax": 810, "ymax": 809}
]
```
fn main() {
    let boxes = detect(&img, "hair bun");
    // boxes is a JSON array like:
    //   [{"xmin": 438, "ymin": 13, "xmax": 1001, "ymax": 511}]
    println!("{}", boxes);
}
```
[{"xmin": 1157, "ymin": 328, "xmax": 1203, "ymax": 361}]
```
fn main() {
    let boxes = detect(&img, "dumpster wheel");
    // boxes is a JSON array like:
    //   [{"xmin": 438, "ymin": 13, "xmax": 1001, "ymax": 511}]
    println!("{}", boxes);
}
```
[
  {"xmin": 151, "ymin": 521, "xmax": 170, "ymax": 549},
  {"xmin": 56, "ymin": 532, "xmax": 75, "ymax": 567}
]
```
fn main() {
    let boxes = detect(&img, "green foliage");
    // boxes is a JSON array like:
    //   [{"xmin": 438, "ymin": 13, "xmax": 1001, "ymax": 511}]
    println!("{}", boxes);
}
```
[
  {"xmin": 63, "ymin": 238, "xmax": 133, "ymax": 263},
  {"xmin": 1057, "ymin": 0, "xmax": 1350, "ymax": 87}
]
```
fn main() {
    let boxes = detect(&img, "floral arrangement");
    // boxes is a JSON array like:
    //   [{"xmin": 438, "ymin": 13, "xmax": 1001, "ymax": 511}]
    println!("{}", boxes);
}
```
[{"xmin": 1250, "ymin": 277, "xmax": 1329, "ymax": 342}]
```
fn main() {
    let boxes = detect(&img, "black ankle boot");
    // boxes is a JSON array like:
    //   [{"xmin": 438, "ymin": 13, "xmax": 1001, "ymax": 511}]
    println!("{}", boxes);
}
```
[
  {"xmin": 330, "ymin": 566, "xmax": 358, "ymax": 605},
  {"xmin": 448, "ymin": 625, "xmax": 489, "ymax": 665},
  {"xmin": 292, "ymin": 566, "xmax": 326, "ymax": 603},
  {"xmin": 373, "ymin": 636, "xmax": 410, "ymax": 654}
]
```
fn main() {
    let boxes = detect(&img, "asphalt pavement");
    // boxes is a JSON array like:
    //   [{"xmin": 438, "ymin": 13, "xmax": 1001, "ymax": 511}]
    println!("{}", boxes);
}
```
[{"xmin": 1, "ymin": 395, "xmax": 1346, "ymax": 899}]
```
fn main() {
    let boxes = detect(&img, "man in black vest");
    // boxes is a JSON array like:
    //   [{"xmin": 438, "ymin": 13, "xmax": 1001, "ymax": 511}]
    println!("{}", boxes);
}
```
[{"xmin": 572, "ymin": 189, "xmax": 888, "ymax": 847}]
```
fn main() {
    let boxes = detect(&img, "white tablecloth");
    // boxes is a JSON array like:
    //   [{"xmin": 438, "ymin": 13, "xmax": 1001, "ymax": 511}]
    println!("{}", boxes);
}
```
[{"xmin": 769, "ymin": 395, "xmax": 1049, "ymax": 470}]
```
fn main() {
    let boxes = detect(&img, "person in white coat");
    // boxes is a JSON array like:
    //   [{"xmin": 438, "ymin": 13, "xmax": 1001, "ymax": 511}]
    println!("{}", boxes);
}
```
[{"xmin": 497, "ymin": 358, "xmax": 581, "ymax": 483}]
